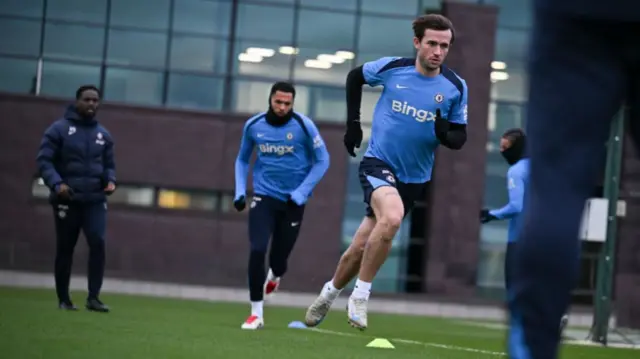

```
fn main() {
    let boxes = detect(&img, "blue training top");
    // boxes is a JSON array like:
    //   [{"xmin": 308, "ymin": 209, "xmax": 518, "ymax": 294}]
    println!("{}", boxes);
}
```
[
  {"xmin": 362, "ymin": 57, "xmax": 468, "ymax": 183},
  {"xmin": 234, "ymin": 111, "xmax": 330, "ymax": 205},
  {"xmin": 490, "ymin": 158, "xmax": 530, "ymax": 243}
]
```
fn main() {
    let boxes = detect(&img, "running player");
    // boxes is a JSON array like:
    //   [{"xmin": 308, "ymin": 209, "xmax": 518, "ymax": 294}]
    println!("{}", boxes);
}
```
[
  {"xmin": 305, "ymin": 14, "xmax": 468, "ymax": 330},
  {"xmin": 234, "ymin": 81, "xmax": 330, "ymax": 330}
]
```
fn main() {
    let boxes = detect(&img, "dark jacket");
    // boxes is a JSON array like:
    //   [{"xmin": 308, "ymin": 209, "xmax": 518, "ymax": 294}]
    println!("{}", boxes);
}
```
[{"xmin": 36, "ymin": 105, "xmax": 116, "ymax": 203}]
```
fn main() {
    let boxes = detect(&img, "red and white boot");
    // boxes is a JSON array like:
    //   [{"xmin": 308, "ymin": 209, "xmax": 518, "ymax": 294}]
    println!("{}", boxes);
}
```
[
  {"xmin": 241, "ymin": 301, "xmax": 265, "ymax": 330},
  {"xmin": 240, "ymin": 315, "xmax": 264, "ymax": 330},
  {"xmin": 264, "ymin": 269, "xmax": 281, "ymax": 300}
]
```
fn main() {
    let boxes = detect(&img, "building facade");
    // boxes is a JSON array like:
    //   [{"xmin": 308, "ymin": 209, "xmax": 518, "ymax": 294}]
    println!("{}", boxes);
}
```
[{"xmin": 6, "ymin": 0, "xmax": 638, "ymax": 324}]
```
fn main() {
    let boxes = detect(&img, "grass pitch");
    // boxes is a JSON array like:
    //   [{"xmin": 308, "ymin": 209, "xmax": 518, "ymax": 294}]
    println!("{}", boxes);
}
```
[{"xmin": 0, "ymin": 286, "xmax": 636, "ymax": 358}]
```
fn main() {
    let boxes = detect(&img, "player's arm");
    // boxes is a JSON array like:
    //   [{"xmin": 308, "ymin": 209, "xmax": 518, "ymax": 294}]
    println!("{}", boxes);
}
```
[
  {"xmin": 290, "ymin": 120, "xmax": 330, "ymax": 205},
  {"xmin": 344, "ymin": 57, "xmax": 401, "ymax": 157},
  {"xmin": 345, "ymin": 65, "xmax": 366, "ymax": 130},
  {"xmin": 489, "ymin": 167, "xmax": 526, "ymax": 220},
  {"xmin": 435, "ymin": 80, "xmax": 469, "ymax": 150},
  {"xmin": 36, "ymin": 122, "xmax": 64, "ymax": 191},
  {"xmin": 234, "ymin": 122, "xmax": 254, "ymax": 201},
  {"xmin": 346, "ymin": 56, "xmax": 399, "ymax": 124},
  {"xmin": 102, "ymin": 131, "xmax": 117, "ymax": 188}
]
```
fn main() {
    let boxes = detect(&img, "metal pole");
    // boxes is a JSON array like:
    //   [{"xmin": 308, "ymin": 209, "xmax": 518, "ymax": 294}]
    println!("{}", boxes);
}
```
[{"xmin": 590, "ymin": 106, "xmax": 626, "ymax": 345}]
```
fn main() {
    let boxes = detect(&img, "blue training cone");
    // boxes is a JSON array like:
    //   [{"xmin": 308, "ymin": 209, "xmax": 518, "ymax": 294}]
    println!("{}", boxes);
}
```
[{"xmin": 288, "ymin": 321, "xmax": 308, "ymax": 329}]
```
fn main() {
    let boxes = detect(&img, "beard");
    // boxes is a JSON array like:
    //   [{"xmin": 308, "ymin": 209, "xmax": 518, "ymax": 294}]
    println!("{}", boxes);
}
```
[{"xmin": 419, "ymin": 57, "xmax": 439, "ymax": 72}]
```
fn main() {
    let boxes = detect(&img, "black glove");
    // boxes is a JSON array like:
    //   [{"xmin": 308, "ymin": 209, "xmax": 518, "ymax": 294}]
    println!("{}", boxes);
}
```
[
  {"xmin": 233, "ymin": 195, "xmax": 246, "ymax": 212},
  {"xmin": 343, "ymin": 120, "xmax": 363, "ymax": 157},
  {"xmin": 480, "ymin": 208, "xmax": 498, "ymax": 224},
  {"xmin": 434, "ymin": 109, "xmax": 449, "ymax": 142}
]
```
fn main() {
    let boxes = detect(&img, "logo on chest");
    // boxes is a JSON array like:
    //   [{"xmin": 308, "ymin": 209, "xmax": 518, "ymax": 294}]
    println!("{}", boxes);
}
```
[
  {"xmin": 256, "ymin": 130, "xmax": 296, "ymax": 156},
  {"xmin": 391, "ymin": 100, "xmax": 437, "ymax": 123},
  {"xmin": 258, "ymin": 143, "xmax": 295, "ymax": 155},
  {"xmin": 95, "ymin": 132, "xmax": 105, "ymax": 146}
]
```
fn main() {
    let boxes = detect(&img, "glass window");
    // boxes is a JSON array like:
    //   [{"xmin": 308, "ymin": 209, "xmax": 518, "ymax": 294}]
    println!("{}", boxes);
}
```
[
  {"xmin": 0, "ymin": 57, "xmax": 37, "ymax": 94},
  {"xmin": 232, "ymin": 79, "xmax": 274, "ymax": 114},
  {"xmin": 238, "ymin": 0, "xmax": 293, "ymax": 3},
  {"xmin": 104, "ymin": 68, "xmax": 164, "ymax": 106},
  {"xmin": 293, "ymin": 47, "xmax": 352, "ymax": 86},
  {"xmin": 157, "ymin": 189, "xmax": 218, "ymax": 211},
  {"xmin": 110, "ymin": 0, "xmax": 171, "ymax": 30},
  {"xmin": 107, "ymin": 185, "xmax": 155, "ymax": 206},
  {"xmin": 43, "ymin": 23, "xmax": 104, "ymax": 62},
  {"xmin": 294, "ymin": 85, "xmax": 345, "ymax": 123},
  {"xmin": 0, "ymin": 0, "xmax": 43, "ymax": 17},
  {"xmin": 485, "ymin": 0, "xmax": 532, "ymax": 29},
  {"xmin": 0, "ymin": 19, "xmax": 41, "ymax": 56},
  {"xmin": 490, "ymin": 61, "xmax": 528, "ymax": 103},
  {"xmin": 476, "ymin": 240, "xmax": 508, "ymax": 287},
  {"xmin": 172, "ymin": 0, "xmax": 231, "ymax": 36},
  {"xmin": 358, "ymin": 16, "xmax": 416, "ymax": 57},
  {"xmin": 46, "ymin": 0, "xmax": 107, "ymax": 24},
  {"xmin": 495, "ymin": 28, "xmax": 530, "ymax": 63},
  {"xmin": 297, "ymin": 10, "xmax": 355, "ymax": 50},
  {"xmin": 488, "ymin": 102, "xmax": 526, "ymax": 137},
  {"xmin": 107, "ymin": 29, "xmax": 167, "ymax": 68},
  {"xmin": 360, "ymin": 0, "xmax": 419, "ymax": 16},
  {"xmin": 233, "ymin": 40, "xmax": 292, "ymax": 80},
  {"xmin": 40, "ymin": 61, "xmax": 101, "ymax": 98},
  {"xmin": 235, "ymin": 4, "xmax": 295, "ymax": 42},
  {"xmin": 166, "ymin": 74, "xmax": 224, "ymax": 111},
  {"xmin": 299, "ymin": 0, "xmax": 356, "ymax": 11},
  {"xmin": 170, "ymin": 35, "xmax": 228, "ymax": 73},
  {"xmin": 420, "ymin": 0, "xmax": 442, "ymax": 10}
]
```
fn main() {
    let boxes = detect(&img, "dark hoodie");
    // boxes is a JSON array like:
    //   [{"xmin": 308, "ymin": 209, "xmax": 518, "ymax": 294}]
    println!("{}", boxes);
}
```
[{"xmin": 36, "ymin": 105, "xmax": 116, "ymax": 203}]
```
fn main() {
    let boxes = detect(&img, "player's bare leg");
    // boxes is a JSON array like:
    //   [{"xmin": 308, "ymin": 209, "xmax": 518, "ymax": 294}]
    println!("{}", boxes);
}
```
[
  {"xmin": 348, "ymin": 186, "xmax": 404, "ymax": 330},
  {"xmin": 304, "ymin": 217, "xmax": 374, "ymax": 327}
]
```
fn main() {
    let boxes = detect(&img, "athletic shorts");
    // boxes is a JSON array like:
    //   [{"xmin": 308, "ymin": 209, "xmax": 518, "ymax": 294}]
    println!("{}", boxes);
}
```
[{"xmin": 358, "ymin": 156, "xmax": 429, "ymax": 218}]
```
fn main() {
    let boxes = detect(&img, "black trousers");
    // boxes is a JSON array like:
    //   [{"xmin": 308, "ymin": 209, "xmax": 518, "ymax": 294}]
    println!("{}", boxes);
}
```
[
  {"xmin": 247, "ymin": 195, "xmax": 305, "ymax": 302},
  {"xmin": 53, "ymin": 201, "xmax": 107, "ymax": 302}
]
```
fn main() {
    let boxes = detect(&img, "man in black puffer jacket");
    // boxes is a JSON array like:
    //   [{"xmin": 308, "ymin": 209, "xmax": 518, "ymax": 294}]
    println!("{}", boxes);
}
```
[{"xmin": 36, "ymin": 85, "xmax": 116, "ymax": 313}]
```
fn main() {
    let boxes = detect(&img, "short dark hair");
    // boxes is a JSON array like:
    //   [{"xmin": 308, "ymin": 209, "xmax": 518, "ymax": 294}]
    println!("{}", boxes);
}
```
[
  {"xmin": 76, "ymin": 85, "xmax": 101, "ymax": 100},
  {"xmin": 270, "ymin": 81, "xmax": 296, "ymax": 99},
  {"xmin": 412, "ymin": 14, "xmax": 455, "ymax": 43}
]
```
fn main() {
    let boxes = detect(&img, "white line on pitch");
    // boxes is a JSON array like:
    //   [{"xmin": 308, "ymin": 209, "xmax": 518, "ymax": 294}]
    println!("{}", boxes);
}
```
[{"xmin": 309, "ymin": 327, "xmax": 506, "ymax": 356}]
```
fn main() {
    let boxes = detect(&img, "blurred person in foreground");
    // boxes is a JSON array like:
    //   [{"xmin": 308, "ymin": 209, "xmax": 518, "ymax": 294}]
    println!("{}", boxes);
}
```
[
  {"xmin": 305, "ymin": 14, "xmax": 468, "ymax": 331},
  {"xmin": 507, "ymin": 0, "xmax": 639, "ymax": 358},
  {"xmin": 480, "ymin": 129, "xmax": 570, "ymax": 338},
  {"xmin": 234, "ymin": 81, "xmax": 330, "ymax": 330},
  {"xmin": 36, "ymin": 85, "xmax": 116, "ymax": 313}
]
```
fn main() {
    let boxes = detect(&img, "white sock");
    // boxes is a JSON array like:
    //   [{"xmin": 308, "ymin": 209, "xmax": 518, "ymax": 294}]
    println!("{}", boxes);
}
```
[
  {"xmin": 322, "ymin": 280, "xmax": 342, "ymax": 299},
  {"xmin": 251, "ymin": 301, "xmax": 264, "ymax": 318},
  {"xmin": 352, "ymin": 279, "xmax": 371, "ymax": 300}
]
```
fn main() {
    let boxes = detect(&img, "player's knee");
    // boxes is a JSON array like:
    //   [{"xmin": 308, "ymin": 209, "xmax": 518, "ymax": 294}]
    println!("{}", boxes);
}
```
[{"xmin": 377, "ymin": 212, "xmax": 403, "ymax": 240}]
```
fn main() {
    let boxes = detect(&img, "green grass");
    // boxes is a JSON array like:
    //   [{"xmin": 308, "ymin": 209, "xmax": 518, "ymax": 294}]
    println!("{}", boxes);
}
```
[{"xmin": 0, "ymin": 286, "xmax": 636, "ymax": 358}]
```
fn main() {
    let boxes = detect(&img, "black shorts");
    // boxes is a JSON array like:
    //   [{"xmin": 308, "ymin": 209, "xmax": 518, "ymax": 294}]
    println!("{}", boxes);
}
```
[
  {"xmin": 358, "ymin": 156, "xmax": 429, "ymax": 218},
  {"xmin": 247, "ymin": 194, "xmax": 305, "ymax": 253}
]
